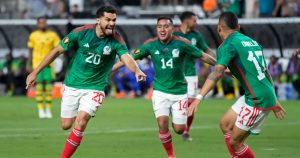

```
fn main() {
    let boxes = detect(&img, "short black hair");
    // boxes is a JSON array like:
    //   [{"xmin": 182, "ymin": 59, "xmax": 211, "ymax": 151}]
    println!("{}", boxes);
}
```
[
  {"xmin": 157, "ymin": 16, "xmax": 173, "ymax": 24},
  {"xmin": 96, "ymin": 6, "xmax": 117, "ymax": 18},
  {"xmin": 37, "ymin": 16, "xmax": 47, "ymax": 22},
  {"xmin": 179, "ymin": 11, "xmax": 196, "ymax": 22},
  {"xmin": 219, "ymin": 12, "xmax": 238, "ymax": 29}
]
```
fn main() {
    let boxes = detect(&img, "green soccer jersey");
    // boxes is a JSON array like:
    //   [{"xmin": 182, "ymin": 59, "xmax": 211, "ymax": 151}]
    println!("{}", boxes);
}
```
[
  {"xmin": 60, "ymin": 24, "xmax": 128, "ymax": 91},
  {"xmin": 173, "ymin": 28, "xmax": 208, "ymax": 76},
  {"xmin": 217, "ymin": 32, "xmax": 276, "ymax": 110},
  {"xmin": 132, "ymin": 36, "xmax": 203, "ymax": 95}
]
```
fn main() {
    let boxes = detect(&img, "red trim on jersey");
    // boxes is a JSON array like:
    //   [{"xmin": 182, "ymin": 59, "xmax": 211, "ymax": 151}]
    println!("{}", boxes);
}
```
[
  {"xmin": 259, "ymin": 105, "xmax": 279, "ymax": 111},
  {"xmin": 143, "ymin": 37, "xmax": 158, "ymax": 45},
  {"xmin": 233, "ymin": 62, "xmax": 258, "ymax": 108},
  {"xmin": 173, "ymin": 36, "xmax": 190, "ymax": 45},
  {"xmin": 74, "ymin": 24, "xmax": 95, "ymax": 33},
  {"xmin": 113, "ymin": 32, "xmax": 125, "ymax": 45}
]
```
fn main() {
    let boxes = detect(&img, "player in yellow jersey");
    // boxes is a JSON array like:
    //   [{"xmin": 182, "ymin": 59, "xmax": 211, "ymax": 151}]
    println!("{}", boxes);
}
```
[{"xmin": 28, "ymin": 17, "xmax": 60, "ymax": 119}]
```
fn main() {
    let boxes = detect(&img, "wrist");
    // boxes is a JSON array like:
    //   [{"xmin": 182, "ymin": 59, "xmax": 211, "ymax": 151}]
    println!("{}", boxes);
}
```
[{"xmin": 195, "ymin": 94, "xmax": 204, "ymax": 100}]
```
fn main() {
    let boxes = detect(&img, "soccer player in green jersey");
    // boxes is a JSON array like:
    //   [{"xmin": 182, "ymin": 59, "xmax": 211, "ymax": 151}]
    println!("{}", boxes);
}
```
[
  {"xmin": 26, "ymin": 6, "xmax": 146, "ymax": 158},
  {"xmin": 113, "ymin": 17, "xmax": 215, "ymax": 158},
  {"xmin": 188, "ymin": 12, "xmax": 286, "ymax": 158},
  {"xmin": 173, "ymin": 11, "xmax": 215, "ymax": 141}
]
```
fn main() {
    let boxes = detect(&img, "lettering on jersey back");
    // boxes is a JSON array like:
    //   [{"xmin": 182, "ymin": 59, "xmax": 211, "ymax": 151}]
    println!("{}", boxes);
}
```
[{"xmin": 241, "ymin": 40, "xmax": 259, "ymax": 47}]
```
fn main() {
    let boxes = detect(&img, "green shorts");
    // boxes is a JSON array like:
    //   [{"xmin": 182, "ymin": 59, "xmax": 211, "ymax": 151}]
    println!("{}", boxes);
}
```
[{"xmin": 36, "ymin": 66, "xmax": 55, "ymax": 82}]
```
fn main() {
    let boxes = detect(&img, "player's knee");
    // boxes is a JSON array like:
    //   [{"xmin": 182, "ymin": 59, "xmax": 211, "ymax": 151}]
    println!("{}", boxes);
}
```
[
  {"xmin": 174, "ymin": 128, "xmax": 184, "ymax": 135},
  {"xmin": 61, "ymin": 123, "xmax": 72, "ymax": 130},
  {"xmin": 219, "ymin": 119, "xmax": 231, "ymax": 134}
]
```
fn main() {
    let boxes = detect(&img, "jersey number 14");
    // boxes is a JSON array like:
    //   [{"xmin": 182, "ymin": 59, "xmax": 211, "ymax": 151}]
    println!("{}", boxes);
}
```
[
  {"xmin": 161, "ymin": 58, "xmax": 173, "ymax": 69},
  {"xmin": 247, "ymin": 51, "xmax": 266, "ymax": 80}
]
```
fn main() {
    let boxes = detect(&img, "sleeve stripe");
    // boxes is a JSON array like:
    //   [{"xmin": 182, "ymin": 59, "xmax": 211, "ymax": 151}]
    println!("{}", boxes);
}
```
[
  {"xmin": 74, "ymin": 24, "xmax": 95, "ymax": 33},
  {"xmin": 143, "ymin": 37, "xmax": 158, "ymax": 45},
  {"xmin": 113, "ymin": 32, "xmax": 125, "ymax": 45},
  {"xmin": 173, "ymin": 36, "xmax": 190, "ymax": 45}
]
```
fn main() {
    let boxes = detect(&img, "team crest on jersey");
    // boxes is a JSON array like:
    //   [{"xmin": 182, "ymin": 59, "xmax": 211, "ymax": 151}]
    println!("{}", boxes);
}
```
[
  {"xmin": 191, "ymin": 38, "xmax": 197, "ymax": 46},
  {"xmin": 134, "ymin": 48, "xmax": 140, "ymax": 54},
  {"xmin": 172, "ymin": 49, "xmax": 179, "ymax": 57},
  {"xmin": 63, "ymin": 37, "xmax": 69, "ymax": 44},
  {"xmin": 103, "ymin": 46, "xmax": 111, "ymax": 55}
]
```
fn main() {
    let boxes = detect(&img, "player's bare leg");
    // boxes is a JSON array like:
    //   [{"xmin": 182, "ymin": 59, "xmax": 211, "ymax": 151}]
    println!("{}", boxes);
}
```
[
  {"xmin": 182, "ymin": 98, "xmax": 194, "ymax": 141},
  {"xmin": 61, "ymin": 117, "xmax": 76, "ymax": 130},
  {"xmin": 157, "ymin": 116, "xmax": 176, "ymax": 158},
  {"xmin": 61, "ymin": 111, "xmax": 91, "ymax": 158},
  {"xmin": 230, "ymin": 126, "xmax": 253, "ymax": 158},
  {"xmin": 219, "ymin": 108, "xmax": 238, "ymax": 158}
]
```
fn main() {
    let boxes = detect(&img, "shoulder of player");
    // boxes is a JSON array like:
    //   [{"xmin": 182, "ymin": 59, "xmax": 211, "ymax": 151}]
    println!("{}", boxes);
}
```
[
  {"xmin": 172, "ymin": 26, "xmax": 181, "ymax": 33},
  {"xmin": 143, "ymin": 37, "xmax": 158, "ymax": 45},
  {"xmin": 73, "ymin": 24, "xmax": 95, "ymax": 34},
  {"xmin": 112, "ymin": 31, "xmax": 125, "ymax": 45},
  {"xmin": 173, "ymin": 36, "xmax": 190, "ymax": 45}
]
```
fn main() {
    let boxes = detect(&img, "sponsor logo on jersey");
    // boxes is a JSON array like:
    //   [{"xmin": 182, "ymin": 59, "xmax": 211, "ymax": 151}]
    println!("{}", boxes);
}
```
[
  {"xmin": 134, "ymin": 48, "xmax": 140, "ymax": 54},
  {"xmin": 154, "ymin": 50, "xmax": 160, "ymax": 54},
  {"xmin": 83, "ymin": 43, "xmax": 89, "ymax": 48},
  {"xmin": 172, "ymin": 49, "xmax": 179, "ymax": 57},
  {"xmin": 191, "ymin": 38, "xmax": 197, "ymax": 46},
  {"xmin": 63, "ymin": 37, "xmax": 69, "ymax": 44},
  {"xmin": 103, "ymin": 46, "xmax": 111, "ymax": 55}
]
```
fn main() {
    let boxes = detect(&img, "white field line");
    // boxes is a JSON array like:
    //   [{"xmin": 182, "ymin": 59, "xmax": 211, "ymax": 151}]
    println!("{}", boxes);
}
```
[{"xmin": 0, "ymin": 121, "xmax": 299, "ymax": 138}]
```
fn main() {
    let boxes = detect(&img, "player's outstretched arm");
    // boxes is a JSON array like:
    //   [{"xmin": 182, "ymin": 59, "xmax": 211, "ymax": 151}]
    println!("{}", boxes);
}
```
[
  {"xmin": 111, "ymin": 61, "xmax": 124, "ymax": 72},
  {"xmin": 199, "ymin": 53, "xmax": 216, "ymax": 66},
  {"xmin": 188, "ymin": 65, "xmax": 226, "ymax": 116},
  {"xmin": 120, "ymin": 54, "xmax": 146, "ymax": 82},
  {"xmin": 205, "ymin": 47, "xmax": 216, "ymax": 58},
  {"xmin": 26, "ymin": 45, "xmax": 65, "ymax": 89}
]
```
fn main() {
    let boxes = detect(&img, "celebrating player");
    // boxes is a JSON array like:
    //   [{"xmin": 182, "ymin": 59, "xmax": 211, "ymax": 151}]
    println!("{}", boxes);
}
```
[
  {"xmin": 26, "ymin": 6, "xmax": 146, "ymax": 158},
  {"xmin": 113, "ymin": 17, "xmax": 215, "ymax": 158},
  {"xmin": 28, "ymin": 17, "xmax": 60, "ymax": 119},
  {"xmin": 188, "ymin": 12, "xmax": 286, "ymax": 158},
  {"xmin": 173, "ymin": 11, "xmax": 215, "ymax": 141}
]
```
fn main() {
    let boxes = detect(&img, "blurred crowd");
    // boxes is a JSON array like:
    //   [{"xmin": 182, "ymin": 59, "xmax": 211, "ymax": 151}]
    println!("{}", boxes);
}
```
[
  {"xmin": 0, "ymin": 0, "xmax": 300, "ymax": 19},
  {"xmin": 1, "ymin": 52, "xmax": 299, "ymax": 100}
]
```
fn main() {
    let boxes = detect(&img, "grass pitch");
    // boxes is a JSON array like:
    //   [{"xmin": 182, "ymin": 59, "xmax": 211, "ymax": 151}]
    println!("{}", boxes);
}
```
[{"xmin": 0, "ymin": 97, "xmax": 299, "ymax": 158}]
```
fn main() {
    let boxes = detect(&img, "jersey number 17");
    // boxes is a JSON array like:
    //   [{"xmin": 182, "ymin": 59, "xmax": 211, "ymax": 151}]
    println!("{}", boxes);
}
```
[{"xmin": 247, "ymin": 51, "xmax": 266, "ymax": 80}]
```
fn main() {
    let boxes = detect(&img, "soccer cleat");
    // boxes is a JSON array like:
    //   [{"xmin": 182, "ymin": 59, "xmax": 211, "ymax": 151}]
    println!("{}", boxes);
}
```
[
  {"xmin": 38, "ymin": 109, "xmax": 46, "ymax": 119},
  {"xmin": 45, "ymin": 108, "xmax": 53, "ymax": 119},
  {"xmin": 182, "ymin": 133, "xmax": 193, "ymax": 141}
]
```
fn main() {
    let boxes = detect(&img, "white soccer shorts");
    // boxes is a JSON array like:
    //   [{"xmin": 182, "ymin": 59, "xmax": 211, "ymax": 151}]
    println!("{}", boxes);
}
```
[
  {"xmin": 152, "ymin": 90, "xmax": 188, "ymax": 125},
  {"xmin": 185, "ymin": 76, "xmax": 198, "ymax": 98},
  {"xmin": 232, "ymin": 95, "xmax": 270, "ymax": 134},
  {"xmin": 61, "ymin": 86, "xmax": 105, "ymax": 118}
]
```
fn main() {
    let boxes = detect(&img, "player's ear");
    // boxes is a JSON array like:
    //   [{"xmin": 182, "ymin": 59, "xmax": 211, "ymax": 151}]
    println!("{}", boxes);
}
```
[
  {"xmin": 237, "ymin": 24, "xmax": 241, "ymax": 31},
  {"xmin": 96, "ymin": 18, "xmax": 101, "ymax": 25}
]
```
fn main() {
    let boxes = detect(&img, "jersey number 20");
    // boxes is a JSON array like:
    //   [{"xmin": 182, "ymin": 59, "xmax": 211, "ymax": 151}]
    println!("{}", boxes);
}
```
[
  {"xmin": 85, "ymin": 52, "xmax": 101, "ymax": 65},
  {"xmin": 247, "ymin": 51, "xmax": 266, "ymax": 80}
]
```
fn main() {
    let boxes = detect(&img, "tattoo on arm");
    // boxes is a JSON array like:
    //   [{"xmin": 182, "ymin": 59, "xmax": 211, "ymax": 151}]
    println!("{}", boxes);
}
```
[{"xmin": 207, "ymin": 68, "xmax": 223, "ymax": 81}]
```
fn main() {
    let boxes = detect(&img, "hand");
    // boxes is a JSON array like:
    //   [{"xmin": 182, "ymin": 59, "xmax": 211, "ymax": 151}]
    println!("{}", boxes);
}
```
[
  {"xmin": 135, "ymin": 68, "xmax": 146, "ymax": 82},
  {"xmin": 293, "ymin": 48, "xmax": 300, "ymax": 57},
  {"xmin": 26, "ymin": 72, "xmax": 37, "ymax": 89},
  {"xmin": 224, "ymin": 68, "xmax": 231, "ymax": 75},
  {"xmin": 187, "ymin": 99, "xmax": 201, "ymax": 117},
  {"xmin": 272, "ymin": 101, "xmax": 286, "ymax": 120}
]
